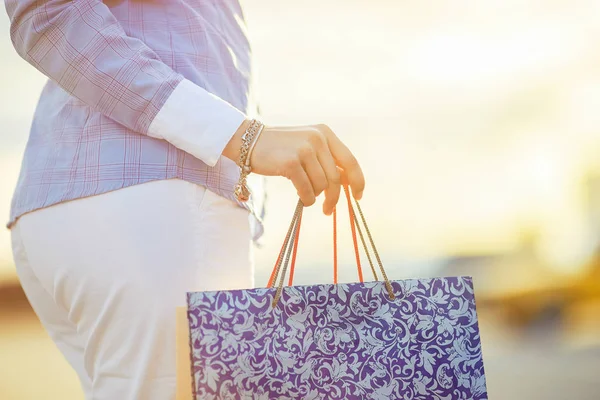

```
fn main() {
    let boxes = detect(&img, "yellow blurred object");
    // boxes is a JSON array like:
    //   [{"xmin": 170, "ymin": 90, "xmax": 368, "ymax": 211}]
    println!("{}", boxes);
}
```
[
  {"xmin": 476, "ymin": 245, "xmax": 600, "ymax": 340},
  {"xmin": 564, "ymin": 298, "xmax": 600, "ymax": 348}
]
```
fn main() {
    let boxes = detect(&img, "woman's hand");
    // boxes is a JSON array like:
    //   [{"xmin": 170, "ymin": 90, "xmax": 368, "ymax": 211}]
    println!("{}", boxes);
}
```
[{"xmin": 223, "ymin": 122, "xmax": 365, "ymax": 215}]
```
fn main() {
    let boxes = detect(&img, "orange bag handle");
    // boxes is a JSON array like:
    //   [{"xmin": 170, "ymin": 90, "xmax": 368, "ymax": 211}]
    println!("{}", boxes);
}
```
[
  {"xmin": 268, "ymin": 184, "xmax": 394, "ymax": 307},
  {"xmin": 267, "ymin": 184, "xmax": 361, "ymax": 287}
]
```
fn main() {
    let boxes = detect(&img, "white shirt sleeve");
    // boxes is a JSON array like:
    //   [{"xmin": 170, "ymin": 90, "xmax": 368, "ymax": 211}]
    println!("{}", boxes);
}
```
[{"xmin": 148, "ymin": 79, "xmax": 246, "ymax": 167}]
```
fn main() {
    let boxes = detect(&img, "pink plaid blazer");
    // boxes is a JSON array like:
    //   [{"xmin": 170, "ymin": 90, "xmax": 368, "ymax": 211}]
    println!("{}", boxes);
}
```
[{"xmin": 5, "ymin": 0, "xmax": 264, "ymax": 236}]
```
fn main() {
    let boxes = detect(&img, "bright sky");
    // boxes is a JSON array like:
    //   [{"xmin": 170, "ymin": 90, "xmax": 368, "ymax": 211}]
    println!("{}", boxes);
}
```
[{"xmin": 2, "ymin": 0, "xmax": 600, "ymax": 283}]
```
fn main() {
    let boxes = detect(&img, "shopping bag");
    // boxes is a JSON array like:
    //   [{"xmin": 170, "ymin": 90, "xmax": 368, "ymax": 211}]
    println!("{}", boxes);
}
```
[{"xmin": 186, "ymin": 187, "xmax": 488, "ymax": 399}]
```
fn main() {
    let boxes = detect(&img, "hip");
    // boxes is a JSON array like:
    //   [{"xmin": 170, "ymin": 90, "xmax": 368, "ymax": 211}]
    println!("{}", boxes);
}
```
[{"xmin": 11, "ymin": 179, "xmax": 255, "ymax": 295}]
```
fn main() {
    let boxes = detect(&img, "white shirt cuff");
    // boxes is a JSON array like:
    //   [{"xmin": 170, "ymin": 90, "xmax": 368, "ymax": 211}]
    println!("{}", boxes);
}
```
[{"xmin": 147, "ymin": 79, "xmax": 246, "ymax": 167}]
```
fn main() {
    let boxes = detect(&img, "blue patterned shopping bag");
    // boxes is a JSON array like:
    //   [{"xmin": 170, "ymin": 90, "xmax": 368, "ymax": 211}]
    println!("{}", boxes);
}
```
[{"xmin": 187, "ymin": 189, "xmax": 487, "ymax": 399}]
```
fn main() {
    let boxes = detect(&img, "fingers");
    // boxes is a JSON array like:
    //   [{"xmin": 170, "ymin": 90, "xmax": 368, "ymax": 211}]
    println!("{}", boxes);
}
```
[
  {"xmin": 319, "ymin": 125, "xmax": 365, "ymax": 200},
  {"xmin": 305, "ymin": 130, "xmax": 341, "ymax": 215},
  {"xmin": 280, "ymin": 124, "xmax": 363, "ymax": 210},
  {"xmin": 318, "ymin": 148, "xmax": 341, "ymax": 216},
  {"xmin": 302, "ymin": 151, "xmax": 328, "ymax": 198},
  {"xmin": 287, "ymin": 163, "xmax": 315, "ymax": 206}
]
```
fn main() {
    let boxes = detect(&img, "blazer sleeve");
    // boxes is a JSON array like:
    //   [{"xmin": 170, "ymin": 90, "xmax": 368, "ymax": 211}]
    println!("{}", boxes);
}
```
[{"xmin": 5, "ymin": 0, "xmax": 245, "ymax": 166}]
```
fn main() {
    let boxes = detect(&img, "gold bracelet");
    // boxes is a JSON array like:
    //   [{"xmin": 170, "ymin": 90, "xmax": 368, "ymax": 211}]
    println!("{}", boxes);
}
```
[
  {"xmin": 234, "ymin": 119, "xmax": 264, "ymax": 202},
  {"xmin": 245, "ymin": 122, "xmax": 264, "ymax": 169}
]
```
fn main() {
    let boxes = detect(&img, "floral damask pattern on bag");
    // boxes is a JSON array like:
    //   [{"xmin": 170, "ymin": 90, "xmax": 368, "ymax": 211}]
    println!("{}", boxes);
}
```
[{"xmin": 187, "ymin": 277, "xmax": 487, "ymax": 399}]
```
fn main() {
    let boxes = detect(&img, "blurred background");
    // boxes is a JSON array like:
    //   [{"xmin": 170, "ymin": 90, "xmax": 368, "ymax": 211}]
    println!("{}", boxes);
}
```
[{"xmin": 2, "ymin": 0, "xmax": 600, "ymax": 398}]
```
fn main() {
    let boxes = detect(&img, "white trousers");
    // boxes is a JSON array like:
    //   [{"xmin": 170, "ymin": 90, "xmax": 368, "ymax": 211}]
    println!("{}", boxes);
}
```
[{"xmin": 11, "ymin": 179, "xmax": 254, "ymax": 399}]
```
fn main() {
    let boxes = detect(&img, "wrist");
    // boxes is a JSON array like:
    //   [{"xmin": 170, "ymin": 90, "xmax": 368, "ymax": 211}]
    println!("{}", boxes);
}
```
[
  {"xmin": 246, "ymin": 123, "xmax": 265, "ymax": 169},
  {"xmin": 233, "ymin": 119, "xmax": 264, "ymax": 201},
  {"xmin": 222, "ymin": 118, "xmax": 253, "ymax": 162}
]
